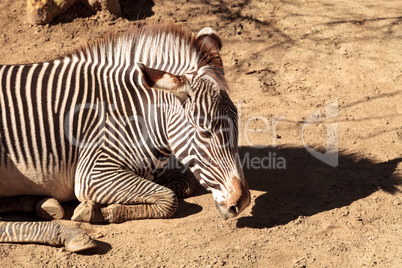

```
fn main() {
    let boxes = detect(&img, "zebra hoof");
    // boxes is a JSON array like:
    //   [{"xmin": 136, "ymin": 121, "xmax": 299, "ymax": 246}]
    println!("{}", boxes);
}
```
[
  {"xmin": 65, "ymin": 231, "xmax": 97, "ymax": 253},
  {"xmin": 35, "ymin": 198, "xmax": 65, "ymax": 220},
  {"xmin": 72, "ymin": 200, "xmax": 104, "ymax": 223}
]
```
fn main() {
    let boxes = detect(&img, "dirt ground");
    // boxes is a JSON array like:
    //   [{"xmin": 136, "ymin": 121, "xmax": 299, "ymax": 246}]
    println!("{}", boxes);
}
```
[{"xmin": 0, "ymin": 0, "xmax": 401, "ymax": 267}]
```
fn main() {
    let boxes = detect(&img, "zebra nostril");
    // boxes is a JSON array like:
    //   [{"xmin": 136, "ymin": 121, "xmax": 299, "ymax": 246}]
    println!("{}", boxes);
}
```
[{"xmin": 228, "ymin": 205, "xmax": 238, "ymax": 215}]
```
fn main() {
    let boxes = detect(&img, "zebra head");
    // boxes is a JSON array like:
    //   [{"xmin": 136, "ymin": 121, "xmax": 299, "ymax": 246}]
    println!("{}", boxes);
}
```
[{"xmin": 138, "ymin": 27, "xmax": 251, "ymax": 220}]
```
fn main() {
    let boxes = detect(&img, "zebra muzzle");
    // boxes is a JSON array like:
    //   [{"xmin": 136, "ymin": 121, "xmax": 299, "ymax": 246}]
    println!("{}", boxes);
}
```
[{"xmin": 215, "ymin": 200, "xmax": 239, "ymax": 220}]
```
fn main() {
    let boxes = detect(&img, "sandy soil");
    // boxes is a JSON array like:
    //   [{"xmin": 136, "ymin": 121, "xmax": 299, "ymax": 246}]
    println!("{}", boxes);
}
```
[{"xmin": 0, "ymin": 0, "xmax": 401, "ymax": 267}]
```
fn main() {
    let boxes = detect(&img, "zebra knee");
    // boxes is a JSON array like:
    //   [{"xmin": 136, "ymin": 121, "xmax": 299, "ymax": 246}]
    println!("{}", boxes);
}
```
[
  {"xmin": 159, "ymin": 170, "xmax": 197, "ymax": 198},
  {"xmin": 158, "ymin": 188, "xmax": 179, "ymax": 218},
  {"xmin": 179, "ymin": 174, "xmax": 197, "ymax": 198},
  {"xmin": 164, "ymin": 180, "xmax": 195, "ymax": 198},
  {"xmin": 140, "ymin": 188, "xmax": 179, "ymax": 219}
]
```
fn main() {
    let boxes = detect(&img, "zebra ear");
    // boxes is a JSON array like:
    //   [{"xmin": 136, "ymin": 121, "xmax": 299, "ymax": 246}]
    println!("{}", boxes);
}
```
[
  {"xmin": 197, "ymin": 27, "xmax": 222, "ymax": 51},
  {"xmin": 137, "ymin": 63, "xmax": 185, "ymax": 90},
  {"xmin": 137, "ymin": 63, "xmax": 191, "ymax": 102}
]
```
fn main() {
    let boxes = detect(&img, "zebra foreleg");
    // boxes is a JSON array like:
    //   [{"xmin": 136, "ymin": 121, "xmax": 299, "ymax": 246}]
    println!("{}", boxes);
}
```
[
  {"xmin": 72, "ymin": 188, "xmax": 178, "ymax": 223},
  {"xmin": 0, "ymin": 196, "xmax": 64, "ymax": 220},
  {"xmin": 72, "ymin": 193, "xmax": 178, "ymax": 224},
  {"xmin": 72, "ymin": 168, "xmax": 179, "ymax": 223},
  {"xmin": 155, "ymin": 168, "xmax": 197, "ymax": 198},
  {"xmin": 0, "ymin": 221, "xmax": 97, "ymax": 252}
]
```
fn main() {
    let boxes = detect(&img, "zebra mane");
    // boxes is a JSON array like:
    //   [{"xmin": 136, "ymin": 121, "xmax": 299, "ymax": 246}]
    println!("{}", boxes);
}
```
[{"xmin": 67, "ymin": 23, "xmax": 228, "ymax": 91}]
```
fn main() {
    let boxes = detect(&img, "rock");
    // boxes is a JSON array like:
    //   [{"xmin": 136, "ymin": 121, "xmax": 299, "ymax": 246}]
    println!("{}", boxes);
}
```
[
  {"xmin": 27, "ymin": 0, "xmax": 121, "ymax": 25},
  {"xmin": 81, "ymin": 0, "xmax": 121, "ymax": 16},
  {"xmin": 27, "ymin": 0, "xmax": 76, "ymax": 25}
]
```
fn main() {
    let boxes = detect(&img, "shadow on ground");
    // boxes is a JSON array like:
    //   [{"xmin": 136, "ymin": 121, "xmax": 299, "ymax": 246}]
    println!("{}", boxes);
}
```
[
  {"xmin": 119, "ymin": 0, "xmax": 154, "ymax": 21},
  {"xmin": 0, "ymin": 146, "xmax": 399, "ymax": 232},
  {"xmin": 52, "ymin": 0, "xmax": 154, "ymax": 24},
  {"xmin": 236, "ymin": 146, "xmax": 401, "ymax": 228},
  {"xmin": 79, "ymin": 239, "xmax": 112, "ymax": 255}
]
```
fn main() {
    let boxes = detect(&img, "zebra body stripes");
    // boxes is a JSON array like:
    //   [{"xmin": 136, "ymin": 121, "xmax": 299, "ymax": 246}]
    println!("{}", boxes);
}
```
[{"xmin": 0, "ymin": 23, "xmax": 250, "ymax": 251}]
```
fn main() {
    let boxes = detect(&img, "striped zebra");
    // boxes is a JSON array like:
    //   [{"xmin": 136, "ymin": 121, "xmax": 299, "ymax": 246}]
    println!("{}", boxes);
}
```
[{"xmin": 0, "ymin": 23, "xmax": 250, "ymax": 252}]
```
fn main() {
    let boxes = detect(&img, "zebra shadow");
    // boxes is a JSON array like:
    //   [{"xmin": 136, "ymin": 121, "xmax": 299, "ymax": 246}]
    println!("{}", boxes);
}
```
[{"xmin": 236, "ymin": 146, "xmax": 401, "ymax": 229}]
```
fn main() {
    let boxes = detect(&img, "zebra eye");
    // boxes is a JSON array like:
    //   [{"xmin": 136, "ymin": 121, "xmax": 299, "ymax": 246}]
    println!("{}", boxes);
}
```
[{"xmin": 199, "ymin": 130, "xmax": 212, "ymax": 139}]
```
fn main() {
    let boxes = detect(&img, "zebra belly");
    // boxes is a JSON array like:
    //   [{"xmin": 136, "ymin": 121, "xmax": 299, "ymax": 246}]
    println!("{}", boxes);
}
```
[{"xmin": 0, "ymin": 157, "xmax": 75, "ymax": 202}]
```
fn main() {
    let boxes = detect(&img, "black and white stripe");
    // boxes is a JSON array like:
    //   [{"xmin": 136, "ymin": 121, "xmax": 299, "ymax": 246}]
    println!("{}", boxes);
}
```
[{"xmin": 0, "ymin": 24, "xmax": 250, "ymax": 250}]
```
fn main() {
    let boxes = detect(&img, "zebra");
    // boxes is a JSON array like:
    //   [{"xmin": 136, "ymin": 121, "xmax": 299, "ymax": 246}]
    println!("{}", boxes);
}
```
[{"xmin": 0, "ymin": 23, "xmax": 250, "ymax": 252}]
